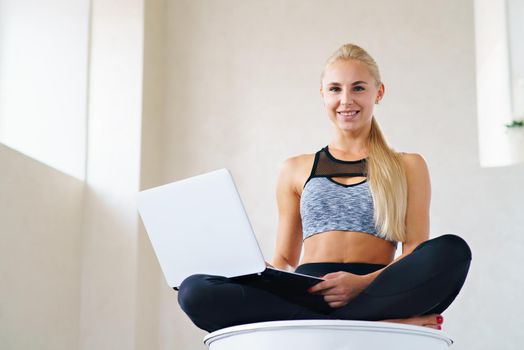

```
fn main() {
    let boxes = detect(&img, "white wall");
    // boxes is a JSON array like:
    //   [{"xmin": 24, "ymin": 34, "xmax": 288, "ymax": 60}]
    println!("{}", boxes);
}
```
[
  {"xmin": 474, "ymin": 0, "xmax": 521, "ymax": 166},
  {"xmin": 508, "ymin": 0, "xmax": 524, "ymax": 117},
  {"xmin": 0, "ymin": 0, "xmax": 152, "ymax": 349},
  {"xmin": 141, "ymin": 0, "xmax": 524, "ymax": 349},
  {"xmin": 0, "ymin": 1, "xmax": 87, "ymax": 348},
  {"xmin": 0, "ymin": 0, "xmax": 89, "ymax": 180},
  {"xmin": 135, "ymin": 0, "xmax": 167, "ymax": 348},
  {"xmin": 78, "ymin": 0, "xmax": 145, "ymax": 349}
]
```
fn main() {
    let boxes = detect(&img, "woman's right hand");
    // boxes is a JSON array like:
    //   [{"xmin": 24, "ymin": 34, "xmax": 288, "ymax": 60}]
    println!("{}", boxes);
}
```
[{"xmin": 307, "ymin": 271, "xmax": 369, "ymax": 308}]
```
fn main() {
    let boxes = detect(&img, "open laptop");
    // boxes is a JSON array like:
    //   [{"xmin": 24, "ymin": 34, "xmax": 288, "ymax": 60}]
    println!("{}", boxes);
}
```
[{"xmin": 137, "ymin": 168, "xmax": 323, "ymax": 296}]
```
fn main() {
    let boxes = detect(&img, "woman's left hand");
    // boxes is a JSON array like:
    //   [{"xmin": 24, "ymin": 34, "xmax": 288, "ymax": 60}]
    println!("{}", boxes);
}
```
[{"xmin": 307, "ymin": 271, "xmax": 369, "ymax": 308}]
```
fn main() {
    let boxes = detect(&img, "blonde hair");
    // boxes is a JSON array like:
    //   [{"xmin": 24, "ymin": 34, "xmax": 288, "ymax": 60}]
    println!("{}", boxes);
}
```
[{"xmin": 322, "ymin": 44, "xmax": 408, "ymax": 242}]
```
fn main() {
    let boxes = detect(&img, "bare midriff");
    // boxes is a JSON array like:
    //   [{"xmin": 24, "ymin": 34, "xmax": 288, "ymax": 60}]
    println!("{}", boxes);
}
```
[
  {"xmin": 295, "ymin": 154, "xmax": 396, "ymax": 266},
  {"xmin": 300, "ymin": 230, "xmax": 396, "ymax": 265}
]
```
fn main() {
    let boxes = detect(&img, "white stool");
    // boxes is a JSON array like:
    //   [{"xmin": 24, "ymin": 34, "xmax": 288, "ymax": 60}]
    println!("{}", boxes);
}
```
[{"xmin": 204, "ymin": 320, "xmax": 453, "ymax": 349}]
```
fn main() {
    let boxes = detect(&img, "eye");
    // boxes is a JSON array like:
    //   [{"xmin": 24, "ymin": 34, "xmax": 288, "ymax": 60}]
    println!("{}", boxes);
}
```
[
  {"xmin": 328, "ymin": 86, "xmax": 341, "ymax": 92},
  {"xmin": 353, "ymin": 85, "xmax": 365, "ymax": 92}
]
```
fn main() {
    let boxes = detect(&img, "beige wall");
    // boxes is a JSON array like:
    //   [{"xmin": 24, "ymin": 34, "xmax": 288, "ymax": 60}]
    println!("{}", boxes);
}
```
[
  {"xmin": 144, "ymin": 0, "xmax": 524, "ymax": 349},
  {"xmin": 0, "ymin": 144, "xmax": 84, "ymax": 350},
  {"xmin": 1, "ymin": 0, "xmax": 150, "ymax": 349},
  {"xmin": 2, "ymin": 0, "xmax": 524, "ymax": 349},
  {"xmin": 135, "ymin": 0, "xmax": 166, "ymax": 348},
  {"xmin": 78, "ymin": 0, "xmax": 145, "ymax": 349}
]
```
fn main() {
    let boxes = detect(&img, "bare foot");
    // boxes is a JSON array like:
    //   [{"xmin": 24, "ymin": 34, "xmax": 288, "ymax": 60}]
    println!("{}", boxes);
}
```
[{"xmin": 381, "ymin": 314, "xmax": 444, "ymax": 330}]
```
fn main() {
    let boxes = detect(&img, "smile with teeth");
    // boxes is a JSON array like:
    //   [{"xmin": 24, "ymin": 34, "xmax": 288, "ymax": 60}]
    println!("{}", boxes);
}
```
[{"xmin": 337, "ymin": 110, "xmax": 360, "ymax": 116}]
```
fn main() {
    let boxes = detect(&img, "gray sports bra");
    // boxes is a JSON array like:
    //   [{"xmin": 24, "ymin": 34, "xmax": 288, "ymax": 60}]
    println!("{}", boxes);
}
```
[{"xmin": 299, "ymin": 146, "xmax": 396, "ymax": 245}]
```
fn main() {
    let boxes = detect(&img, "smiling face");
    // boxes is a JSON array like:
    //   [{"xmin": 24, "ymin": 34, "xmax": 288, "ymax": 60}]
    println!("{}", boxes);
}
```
[{"xmin": 320, "ymin": 59, "xmax": 384, "ymax": 132}]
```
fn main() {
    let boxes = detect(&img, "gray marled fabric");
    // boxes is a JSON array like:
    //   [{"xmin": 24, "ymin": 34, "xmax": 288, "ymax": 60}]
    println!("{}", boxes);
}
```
[{"xmin": 300, "ymin": 177, "xmax": 393, "ymax": 243}]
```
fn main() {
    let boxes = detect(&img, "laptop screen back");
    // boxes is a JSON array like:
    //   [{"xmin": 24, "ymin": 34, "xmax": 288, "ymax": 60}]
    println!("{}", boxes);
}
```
[{"xmin": 137, "ymin": 168, "xmax": 266, "ymax": 288}]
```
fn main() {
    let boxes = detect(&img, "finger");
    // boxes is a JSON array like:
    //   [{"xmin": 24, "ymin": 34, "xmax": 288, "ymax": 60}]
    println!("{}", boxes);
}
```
[
  {"xmin": 322, "ymin": 272, "xmax": 342, "ymax": 279},
  {"xmin": 323, "ymin": 294, "xmax": 344, "ymax": 303},
  {"xmin": 309, "ymin": 284, "xmax": 335, "ymax": 294},
  {"xmin": 308, "ymin": 280, "xmax": 336, "ymax": 293},
  {"xmin": 327, "ymin": 301, "xmax": 347, "ymax": 308}
]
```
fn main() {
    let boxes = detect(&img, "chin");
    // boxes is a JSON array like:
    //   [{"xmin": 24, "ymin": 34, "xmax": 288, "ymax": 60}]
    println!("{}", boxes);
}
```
[{"xmin": 336, "ymin": 121, "xmax": 360, "ymax": 131}]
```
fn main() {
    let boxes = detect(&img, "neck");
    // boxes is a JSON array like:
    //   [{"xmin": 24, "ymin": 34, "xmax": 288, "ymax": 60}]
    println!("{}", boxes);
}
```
[{"xmin": 329, "ymin": 124, "xmax": 371, "ymax": 157}]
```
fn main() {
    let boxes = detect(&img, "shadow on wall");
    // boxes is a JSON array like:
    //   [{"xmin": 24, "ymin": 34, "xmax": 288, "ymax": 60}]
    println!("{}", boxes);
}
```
[{"xmin": 0, "ymin": 143, "xmax": 85, "ymax": 350}]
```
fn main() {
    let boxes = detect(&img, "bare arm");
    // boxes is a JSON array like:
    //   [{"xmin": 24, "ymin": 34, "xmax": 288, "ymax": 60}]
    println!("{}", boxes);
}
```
[
  {"xmin": 361, "ymin": 153, "xmax": 431, "ymax": 279},
  {"xmin": 270, "ymin": 157, "xmax": 305, "ymax": 271}
]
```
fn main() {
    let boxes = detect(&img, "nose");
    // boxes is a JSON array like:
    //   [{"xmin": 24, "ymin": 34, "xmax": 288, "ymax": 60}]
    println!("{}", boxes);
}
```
[{"xmin": 340, "ymin": 91, "xmax": 353, "ymax": 105}]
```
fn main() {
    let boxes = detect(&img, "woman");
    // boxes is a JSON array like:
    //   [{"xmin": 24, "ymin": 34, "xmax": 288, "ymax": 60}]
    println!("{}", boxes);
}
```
[{"xmin": 177, "ymin": 43, "xmax": 471, "ymax": 333}]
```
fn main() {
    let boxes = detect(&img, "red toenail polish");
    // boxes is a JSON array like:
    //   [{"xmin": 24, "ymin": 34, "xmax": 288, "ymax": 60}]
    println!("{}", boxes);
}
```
[
  {"xmin": 438, "ymin": 325, "xmax": 442, "ymax": 330},
  {"xmin": 436, "ymin": 316, "xmax": 443, "ymax": 324}
]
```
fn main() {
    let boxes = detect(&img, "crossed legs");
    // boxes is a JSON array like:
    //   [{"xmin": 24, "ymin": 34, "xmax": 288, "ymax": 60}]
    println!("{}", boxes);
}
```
[{"xmin": 177, "ymin": 234, "xmax": 471, "ymax": 332}]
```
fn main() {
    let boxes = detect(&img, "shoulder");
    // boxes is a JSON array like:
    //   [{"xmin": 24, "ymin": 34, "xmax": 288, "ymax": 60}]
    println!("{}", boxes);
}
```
[
  {"xmin": 399, "ymin": 152, "xmax": 429, "ymax": 174},
  {"xmin": 280, "ymin": 153, "xmax": 315, "ymax": 171},
  {"xmin": 398, "ymin": 152, "xmax": 431, "ymax": 186},
  {"xmin": 278, "ymin": 153, "xmax": 316, "ymax": 194}
]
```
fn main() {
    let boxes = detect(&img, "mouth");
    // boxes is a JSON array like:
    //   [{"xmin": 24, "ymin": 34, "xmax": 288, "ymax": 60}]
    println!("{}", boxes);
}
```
[{"xmin": 337, "ymin": 110, "xmax": 360, "ymax": 120}]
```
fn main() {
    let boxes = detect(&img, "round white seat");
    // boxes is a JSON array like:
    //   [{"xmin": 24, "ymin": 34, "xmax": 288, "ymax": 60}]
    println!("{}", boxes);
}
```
[{"xmin": 204, "ymin": 320, "xmax": 453, "ymax": 350}]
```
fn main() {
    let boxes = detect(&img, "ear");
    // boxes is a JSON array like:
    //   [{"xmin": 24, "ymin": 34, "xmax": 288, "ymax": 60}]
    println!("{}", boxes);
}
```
[
  {"xmin": 376, "ymin": 83, "xmax": 385, "ymax": 103},
  {"xmin": 319, "ymin": 84, "xmax": 327, "ymax": 106}
]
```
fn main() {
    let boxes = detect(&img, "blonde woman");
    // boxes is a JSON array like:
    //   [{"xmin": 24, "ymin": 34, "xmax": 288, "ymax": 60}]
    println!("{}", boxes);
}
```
[{"xmin": 178, "ymin": 43, "xmax": 471, "ymax": 333}]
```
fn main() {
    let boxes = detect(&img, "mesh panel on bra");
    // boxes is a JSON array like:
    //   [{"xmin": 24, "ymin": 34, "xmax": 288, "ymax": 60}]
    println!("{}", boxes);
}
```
[{"xmin": 313, "ymin": 147, "xmax": 367, "ymax": 178}]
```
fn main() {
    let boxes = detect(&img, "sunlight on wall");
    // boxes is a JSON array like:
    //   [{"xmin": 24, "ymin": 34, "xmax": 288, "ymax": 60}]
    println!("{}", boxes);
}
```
[
  {"xmin": 78, "ymin": 1, "xmax": 144, "ymax": 349},
  {"xmin": 0, "ymin": 0, "xmax": 89, "ymax": 179},
  {"xmin": 474, "ymin": 0, "xmax": 524, "ymax": 167},
  {"xmin": 508, "ymin": 0, "xmax": 524, "ymax": 118}
]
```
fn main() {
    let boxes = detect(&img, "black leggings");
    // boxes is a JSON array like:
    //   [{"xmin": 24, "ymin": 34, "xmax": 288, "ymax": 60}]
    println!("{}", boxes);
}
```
[{"xmin": 177, "ymin": 234, "xmax": 471, "ymax": 333}]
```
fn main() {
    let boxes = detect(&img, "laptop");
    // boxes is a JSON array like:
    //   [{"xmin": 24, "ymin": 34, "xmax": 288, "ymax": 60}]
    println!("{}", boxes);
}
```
[{"xmin": 137, "ymin": 168, "xmax": 323, "ymax": 296}]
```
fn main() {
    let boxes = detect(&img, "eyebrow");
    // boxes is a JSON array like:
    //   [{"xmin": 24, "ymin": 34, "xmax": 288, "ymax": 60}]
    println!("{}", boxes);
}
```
[{"xmin": 326, "ymin": 81, "xmax": 369, "ymax": 86}]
